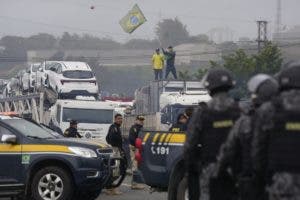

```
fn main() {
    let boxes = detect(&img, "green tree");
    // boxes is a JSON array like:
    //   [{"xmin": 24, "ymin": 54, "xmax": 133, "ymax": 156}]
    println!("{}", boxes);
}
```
[
  {"xmin": 196, "ymin": 42, "xmax": 282, "ymax": 99},
  {"xmin": 254, "ymin": 42, "xmax": 282, "ymax": 74},
  {"xmin": 194, "ymin": 68, "xmax": 208, "ymax": 80},
  {"xmin": 156, "ymin": 18, "xmax": 189, "ymax": 47},
  {"xmin": 188, "ymin": 34, "xmax": 211, "ymax": 44}
]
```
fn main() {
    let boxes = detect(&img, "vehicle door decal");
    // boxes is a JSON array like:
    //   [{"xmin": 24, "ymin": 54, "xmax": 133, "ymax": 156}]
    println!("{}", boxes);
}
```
[
  {"xmin": 22, "ymin": 145, "xmax": 71, "ymax": 153},
  {"xmin": 152, "ymin": 133, "xmax": 160, "ymax": 144},
  {"xmin": 0, "ymin": 144, "xmax": 72, "ymax": 154},
  {"xmin": 143, "ymin": 133, "xmax": 150, "ymax": 143},
  {"xmin": 158, "ymin": 133, "xmax": 167, "ymax": 145},
  {"xmin": 0, "ymin": 144, "xmax": 22, "ymax": 152},
  {"xmin": 21, "ymin": 154, "xmax": 31, "ymax": 164}
]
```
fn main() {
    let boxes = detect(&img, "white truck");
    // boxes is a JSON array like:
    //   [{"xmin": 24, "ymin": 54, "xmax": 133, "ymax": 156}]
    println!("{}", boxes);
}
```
[
  {"xmin": 48, "ymin": 99, "xmax": 115, "ymax": 141},
  {"xmin": 131, "ymin": 80, "xmax": 211, "ymax": 130}
]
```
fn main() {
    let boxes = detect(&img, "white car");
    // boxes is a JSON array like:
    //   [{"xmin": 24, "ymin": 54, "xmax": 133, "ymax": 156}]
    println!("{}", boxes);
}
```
[
  {"xmin": 3, "ymin": 78, "xmax": 19, "ymax": 98},
  {"xmin": 47, "ymin": 61, "xmax": 99, "ymax": 99},
  {"xmin": 29, "ymin": 63, "xmax": 42, "ymax": 90},
  {"xmin": 36, "ymin": 61, "xmax": 57, "ymax": 88},
  {"xmin": 21, "ymin": 68, "xmax": 31, "ymax": 92}
]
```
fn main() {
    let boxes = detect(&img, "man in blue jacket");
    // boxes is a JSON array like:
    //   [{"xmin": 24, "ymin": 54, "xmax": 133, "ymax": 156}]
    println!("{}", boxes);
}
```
[{"xmin": 162, "ymin": 46, "xmax": 177, "ymax": 79}]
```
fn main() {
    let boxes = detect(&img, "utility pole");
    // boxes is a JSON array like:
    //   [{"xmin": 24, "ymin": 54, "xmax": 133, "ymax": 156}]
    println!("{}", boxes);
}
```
[
  {"xmin": 275, "ymin": 0, "xmax": 282, "ymax": 34},
  {"xmin": 256, "ymin": 20, "xmax": 268, "ymax": 52}
]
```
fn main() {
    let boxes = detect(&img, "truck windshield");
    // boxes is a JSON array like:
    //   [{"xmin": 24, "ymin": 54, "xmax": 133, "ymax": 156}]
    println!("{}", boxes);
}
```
[
  {"xmin": 63, "ymin": 71, "xmax": 94, "ymax": 79},
  {"xmin": 62, "ymin": 108, "xmax": 113, "ymax": 124},
  {"xmin": 4, "ymin": 119, "xmax": 55, "ymax": 139}
]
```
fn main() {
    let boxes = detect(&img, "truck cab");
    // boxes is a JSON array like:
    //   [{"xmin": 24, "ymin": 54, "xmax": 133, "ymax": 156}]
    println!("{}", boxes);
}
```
[{"xmin": 49, "ymin": 100, "xmax": 115, "ymax": 141}]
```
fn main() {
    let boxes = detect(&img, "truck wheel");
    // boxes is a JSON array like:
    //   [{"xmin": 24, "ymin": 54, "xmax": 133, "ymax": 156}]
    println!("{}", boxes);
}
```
[
  {"xmin": 168, "ymin": 164, "xmax": 186, "ymax": 200},
  {"xmin": 176, "ymin": 176, "xmax": 188, "ymax": 200},
  {"xmin": 31, "ymin": 166, "xmax": 74, "ymax": 200}
]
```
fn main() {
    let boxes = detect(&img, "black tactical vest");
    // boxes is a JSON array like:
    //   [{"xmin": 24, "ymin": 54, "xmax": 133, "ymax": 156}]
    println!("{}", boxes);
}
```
[
  {"xmin": 201, "ymin": 105, "xmax": 240, "ymax": 163},
  {"xmin": 267, "ymin": 109, "xmax": 300, "ymax": 173}
]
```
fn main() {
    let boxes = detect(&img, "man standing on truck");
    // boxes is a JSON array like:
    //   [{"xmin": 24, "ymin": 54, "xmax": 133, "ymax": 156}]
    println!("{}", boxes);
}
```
[
  {"xmin": 162, "ymin": 46, "xmax": 177, "ymax": 79},
  {"xmin": 184, "ymin": 68, "xmax": 240, "ymax": 200},
  {"xmin": 128, "ymin": 115, "xmax": 145, "ymax": 190},
  {"xmin": 152, "ymin": 48, "xmax": 164, "ymax": 80},
  {"xmin": 105, "ymin": 113, "xmax": 124, "ymax": 195},
  {"xmin": 64, "ymin": 120, "xmax": 82, "ymax": 138}
]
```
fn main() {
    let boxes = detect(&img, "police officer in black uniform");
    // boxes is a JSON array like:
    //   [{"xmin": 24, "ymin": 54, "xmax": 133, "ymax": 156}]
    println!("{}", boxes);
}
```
[
  {"xmin": 216, "ymin": 74, "xmax": 279, "ymax": 200},
  {"xmin": 105, "ymin": 114, "xmax": 125, "ymax": 195},
  {"xmin": 128, "ymin": 115, "xmax": 145, "ymax": 189},
  {"xmin": 64, "ymin": 120, "xmax": 82, "ymax": 138},
  {"xmin": 252, "ymin": 62, "xmax": 300, "ymax": 200},
  {"xmin": 184, "ymin": 68, "xmax": 240, "ymax": 200}
]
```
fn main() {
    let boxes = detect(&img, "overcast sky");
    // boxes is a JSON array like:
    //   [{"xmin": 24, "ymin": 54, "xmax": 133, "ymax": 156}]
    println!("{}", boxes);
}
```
[{"xmin": 0, "ymin": 0, "xmax": 299, "ymax": 42}]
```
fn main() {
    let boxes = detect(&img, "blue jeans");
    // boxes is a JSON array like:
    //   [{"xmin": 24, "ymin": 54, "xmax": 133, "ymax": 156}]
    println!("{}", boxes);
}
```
[{"xmin": 165, "ymin": 66, "xmax": 177, "ymax": 79}]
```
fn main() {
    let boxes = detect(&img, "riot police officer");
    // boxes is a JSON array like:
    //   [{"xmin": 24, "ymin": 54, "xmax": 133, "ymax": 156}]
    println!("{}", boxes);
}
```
[
  {"xmin": 216, "ymin": 74, "xmax": 279, "ymax": 200},
  {"xmin": 64, "ymin": 120, "xmax": 82, "ymax": 138},
  {"xmin": 184, "ymin": 68, "xmax": 240, "ymax": 200},
  {"xmin": 252, "ymin": 62, "xmax": 300, "ymax": 200}
]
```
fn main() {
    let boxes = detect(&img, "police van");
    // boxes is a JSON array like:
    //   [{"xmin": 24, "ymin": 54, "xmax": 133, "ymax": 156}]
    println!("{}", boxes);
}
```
[{"xmin": 0, "ymin": 114, "xmax": 122, "ymax": 200}]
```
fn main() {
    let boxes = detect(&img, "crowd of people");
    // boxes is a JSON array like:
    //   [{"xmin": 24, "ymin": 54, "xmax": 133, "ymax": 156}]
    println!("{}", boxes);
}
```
[{"xmin": 184, "ymin": 62, "xmax": 300, "ymax": 200}]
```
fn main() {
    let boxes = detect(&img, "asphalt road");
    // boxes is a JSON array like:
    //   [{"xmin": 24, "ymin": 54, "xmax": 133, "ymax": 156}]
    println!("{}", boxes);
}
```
[
  {"xmin": 97, "ymin": 177, "xmax": 167, "ymax": 200},
  {"xmin": 0, "ymin": 177, "xmax": 167, "ymax": 200}
]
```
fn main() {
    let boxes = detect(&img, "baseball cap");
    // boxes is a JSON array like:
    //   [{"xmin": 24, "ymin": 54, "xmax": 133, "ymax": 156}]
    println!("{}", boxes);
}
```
[
  {"xmin": 136, "ymin": 115, "xmax": 145, "ymax": 121},
  {"xmin": 70, "ymin": 120, "xmax": 78, "ymax": 125}
]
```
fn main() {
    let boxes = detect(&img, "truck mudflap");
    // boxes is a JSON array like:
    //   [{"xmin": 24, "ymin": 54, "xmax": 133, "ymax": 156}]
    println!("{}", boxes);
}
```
[{"xmin": 104, "ymin": 154, "xmax": 128, "ymax": 188}]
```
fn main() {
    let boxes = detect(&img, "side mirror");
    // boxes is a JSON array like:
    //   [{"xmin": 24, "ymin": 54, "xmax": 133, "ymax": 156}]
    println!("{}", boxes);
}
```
[
  {"xmin": 1, "ymin": 134, "xmax": 17, "ymax": 144},
  {"xmin": 49, "ymin": 67, "xmax": 55, "ymax": 71}
]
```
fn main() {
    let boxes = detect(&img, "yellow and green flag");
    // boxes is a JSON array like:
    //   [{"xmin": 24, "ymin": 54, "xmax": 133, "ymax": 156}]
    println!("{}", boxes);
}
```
[{"xmin": 119, "ymin": 4, "xmax": 147, "ymax": 34}]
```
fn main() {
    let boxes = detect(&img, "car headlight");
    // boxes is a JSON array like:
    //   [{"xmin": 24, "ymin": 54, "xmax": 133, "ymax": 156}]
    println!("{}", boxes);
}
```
[{"xmin": 68, "ymin": 147, "xmax": 97, "ymax": 158}]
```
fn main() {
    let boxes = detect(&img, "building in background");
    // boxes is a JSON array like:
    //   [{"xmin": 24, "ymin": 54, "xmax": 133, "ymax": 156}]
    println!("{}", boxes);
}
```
[{"xmin": 174, "ymin": 43, "xmax": 222, "ymax": 67}]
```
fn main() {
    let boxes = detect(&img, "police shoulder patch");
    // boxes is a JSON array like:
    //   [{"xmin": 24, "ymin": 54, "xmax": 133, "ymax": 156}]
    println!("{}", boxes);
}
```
[
  {"xmin": 286, "ymin": 122, "xmax": 300, "ymax": 131},
  {"xmin": 213, "ymin": 120, "xmax": 234, "ymax": 128}
]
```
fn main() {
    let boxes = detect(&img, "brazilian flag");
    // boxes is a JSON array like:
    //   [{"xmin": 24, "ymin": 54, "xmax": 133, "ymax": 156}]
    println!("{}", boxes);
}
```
[{"xmin": 119, "ymin": 4, "xmax": 147, "ymax": 34}]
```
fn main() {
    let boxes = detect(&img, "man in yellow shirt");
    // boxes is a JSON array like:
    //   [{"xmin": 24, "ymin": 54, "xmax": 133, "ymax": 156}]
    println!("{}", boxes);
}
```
[{"xmin": 152, "ymin": 48, "xmax": 164, "ymax": 80}]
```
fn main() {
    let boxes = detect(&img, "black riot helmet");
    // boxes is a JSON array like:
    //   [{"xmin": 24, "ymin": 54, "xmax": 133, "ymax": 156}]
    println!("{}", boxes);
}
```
[
  {"xmin": 247, "ymin": 74, "xmax": 279, "ymax": 106},
  {"xmin": 202, "ymin": 68, "xmax": 235, "ymax": 95},
  {"xmin": 277, "ymin": 61, "xmax": 300, "ymax": 91}
]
